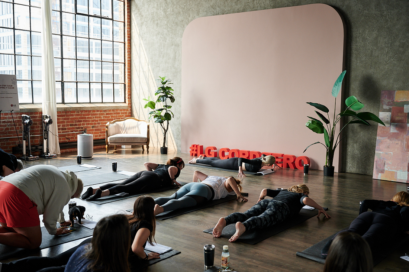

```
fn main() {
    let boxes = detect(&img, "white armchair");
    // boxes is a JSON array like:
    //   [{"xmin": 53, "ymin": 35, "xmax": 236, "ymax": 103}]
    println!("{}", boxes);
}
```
[{"xmin": 105, "ymin": 117, "xmax": 150, "ymax": 153}]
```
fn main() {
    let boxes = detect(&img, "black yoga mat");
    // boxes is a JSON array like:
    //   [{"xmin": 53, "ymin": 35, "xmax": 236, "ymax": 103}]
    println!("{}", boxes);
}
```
[
  {"xmin": 58, "ymin": 165, "xmax": 101, "ymax": 173},
  {"xmin": 185, "ymin": 163, "xmax": 258, "ymax": 175},
  {"xmin": 0, "ymin": 224, "xmax": 93, "ymax": 261},
  {"xmin": 296, "ymin": 232, "xmax": 409, "ymax": 266},
  {"xmin": 129, "ymin": 193, "xmax": 248, "ymax": 220},
  {"xmin": 203, "ymin": 207, "xmax": 328, "ymax": 245},
  {"xmin": 76, "ymin": 172, "xmax": 130, "ymax": 186},
  {"xmin": 87, "ymin": 182, "xmax": 188, "ymax": 205},
  {"xmin": 128, "ymin": 249, "xmax": 181, "ymax": 271}
]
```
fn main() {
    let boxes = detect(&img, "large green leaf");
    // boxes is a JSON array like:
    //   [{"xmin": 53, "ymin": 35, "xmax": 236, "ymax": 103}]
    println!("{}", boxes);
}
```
[
  {"xmin": 169, "ymin": 96, "xmax": 175, "ymax": 103},
  {"xmin": 154, "ymin": 117, "xmax": 164, "ymax": 123},
  {"xmin": 316, "ymin": 111, "xmax": 329, "ymax": 124},
  {"xmin": 357, "ymin": 112, "xmax": 385, "ymax": 126},
  {"xmin": 339, "ymin": 110, "xmax": 356, "ymax": 117},
  {"xmin": 332, "ymin": 70, "xmax": 346, "ymax": 97},
  {"xmin": 144, "ymin": 101, "xmax": 155, "ymax": 109},
  {"xmin": 345, "ymin": 96, "xmax": 364, "ymax": 111},
  {"xmin": 349, "ymin": 120, "xmax": 370, "ymax": 125},
  {"xmin": 164, "ymin": 105, "xmax": 172, "ymax": 109},
  {"xmin": 306, "ymin": 102, "xmax": 329, "ymax": 113},
  {"xmin": 353, "ymin": 116, "xmax": 370, "ymax": 126},
  {"xmin": 324, "ymin": 129, "xmax": 330, "ymax": 147},
  {"xmin": 303, "ymin": 142, "xmax": 327, "ymax": 153},
  {"xmin": 157, "ymin": 95, "xmax": 167, "ymax": 102},
  {"xmin": 164, "ymin": 112, "xmax": 172, "ymax": 120},
  {"xmin": 306, "ymin": 120, "xmax": 325, "ymax": 134},
  {"xmin": 308, "ymin": 116, "xmax": 323, "ymax": 124}
]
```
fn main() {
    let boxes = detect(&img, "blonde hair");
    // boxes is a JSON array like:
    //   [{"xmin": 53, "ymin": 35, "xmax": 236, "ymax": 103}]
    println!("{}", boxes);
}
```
[
  {"xmin": 75, "ymin": 179, "xmax": 84, "ymax": 198},
  {"xmin": 391, "ymin": 191, "xmax": 409, "ymax": 206},
  {"xmin": 226, "ymin": 176, "xmax": 242, "ymax": 192},
  {"xmin": 262, "ymin": 155, "xmax": 275, "ymax": 165},
  {"xmin": 288, "ymin": 184, "xmax": 309, "ymax": 194}
]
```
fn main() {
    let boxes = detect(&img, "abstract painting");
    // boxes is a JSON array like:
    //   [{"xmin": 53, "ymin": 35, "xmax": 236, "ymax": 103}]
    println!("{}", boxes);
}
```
[{"xmin": 373, "ymin": 90, "xmax": 409, "ymax": 183}]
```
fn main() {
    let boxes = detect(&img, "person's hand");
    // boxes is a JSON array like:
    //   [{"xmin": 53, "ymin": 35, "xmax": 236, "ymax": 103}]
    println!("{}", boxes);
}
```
[
  {"xmin": 60, "ymin": 221, "xmax": 71, "ymax": 227},
  {"xmin": 317, "ymin": 209, "xmax": 331, "ymax": 219},
  {"xmin": 147, "ymin": 252, "xmax": 160, "ymax": 260},
  {"xmin": 257, "ymin": 189, "xmax": 268, "ymax": 203},
  {"xmin": 173, "ymin": 180, "xmax": 182, "ymax": 187},
  {"xmin": 238, "ymin": 170, "xmax": 246, "ymax": 179},
  {"xmin": 237, "ymin": 195, "xmax": 248, "ymax": 203},
  {"xmin": 55, "ymin": 227, "xmax": 71, "ymax": 236}
]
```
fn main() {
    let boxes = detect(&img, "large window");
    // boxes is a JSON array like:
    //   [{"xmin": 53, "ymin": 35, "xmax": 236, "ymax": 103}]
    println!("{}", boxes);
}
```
[{"xmin": 0, "ymin": 0, "xmax": 125, "ymax": 104}]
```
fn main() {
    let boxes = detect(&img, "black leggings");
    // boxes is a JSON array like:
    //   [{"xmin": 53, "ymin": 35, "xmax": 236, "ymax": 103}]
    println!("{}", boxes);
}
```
[
  {"xmin": 100, "ymin": 171, "xmax": 163, "ymax": 195},
  {"xmin": 2, "ymin": 238, "xmax": 91, "ymax": 272},
  {"xmin": 196, "ymin": 158, "xmax": 239, "ymax": 170}
]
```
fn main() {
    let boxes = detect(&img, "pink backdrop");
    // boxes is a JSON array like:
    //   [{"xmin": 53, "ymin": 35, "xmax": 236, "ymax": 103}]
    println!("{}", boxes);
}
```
[{"xmin": 181, "ymin": 4, "xmax": 345, "ymax": 171}]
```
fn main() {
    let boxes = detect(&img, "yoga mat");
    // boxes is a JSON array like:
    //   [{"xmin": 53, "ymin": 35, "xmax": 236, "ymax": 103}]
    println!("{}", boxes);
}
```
[
  {"xmin": 128, "ymin": 249, "xmax": 181, "ymax": 271},
  {"xmin": 88, "ymin": 182, "xmax": 188, "ymax": 205},
  {"xmin": 76, "ymin": 172, "xmax": 130, "ymax": 186},
  {"xmin": 186, "ymin": 163, "xmax": 258, "ymax": 175},
  {"xmin": 58, "ymin": 165, "xmax": 101, "ymax": 173},
  {"xmin": 296, "ymin": 232, "xmax": 409, "ymax": 266},
  {"xmin": 203, "ymin": 207, "xmax": 328, "ymax": 245},
  {"xmin": 0, "ymin": 224, "xmax": 93, "ymax": 260}
]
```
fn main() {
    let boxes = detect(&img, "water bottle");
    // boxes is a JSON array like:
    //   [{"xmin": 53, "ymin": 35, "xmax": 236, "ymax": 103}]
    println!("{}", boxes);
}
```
[{"xmin": 221, "ymin": 245, "xmax": 230, "ymax": 269}]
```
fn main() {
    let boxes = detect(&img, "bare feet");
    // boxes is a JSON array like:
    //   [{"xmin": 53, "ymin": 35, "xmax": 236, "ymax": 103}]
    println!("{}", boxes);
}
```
[
  {"xmin": 189, "ymin": 157, "xmax": 198, "ymax": 164},
  {"xmin": 229, "ymin": 222, "xmax": 246, "ymax": 242},
  {"xmin": 154, "ymin": 204, "xmax": 164, "ymax": 216},
  {"xmin": 198, "ymin": 155, "xmax": 204, "ymax": 159},
  {"xmin": 212, "ymin": 218, "xmax": 226, "ymax": 238}
]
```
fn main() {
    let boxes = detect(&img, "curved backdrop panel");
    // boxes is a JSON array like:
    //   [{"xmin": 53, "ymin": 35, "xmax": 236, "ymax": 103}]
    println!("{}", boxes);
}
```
[{"xmin": 181, "ymin": 4, "xmax": 345, "ymax": 171}]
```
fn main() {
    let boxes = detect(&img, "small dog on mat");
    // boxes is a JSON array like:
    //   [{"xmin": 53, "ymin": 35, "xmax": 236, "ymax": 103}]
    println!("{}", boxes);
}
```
[{"xmin": 69, "ymin": 206, "xmax": 86, "ymax": 227}]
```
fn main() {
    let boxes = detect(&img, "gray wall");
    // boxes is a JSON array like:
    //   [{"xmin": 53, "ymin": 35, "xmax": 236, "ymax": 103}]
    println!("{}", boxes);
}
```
[{"xmin": 131, "ymin": 0, "xmax": 409, "ymax": 175}]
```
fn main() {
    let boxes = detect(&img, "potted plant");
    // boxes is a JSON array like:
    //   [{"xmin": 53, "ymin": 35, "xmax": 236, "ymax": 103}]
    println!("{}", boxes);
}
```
[
  {"xmin": 304, "ymin": 71, "xmax": 385, "ymax": 176},
  {"xmin": 144, "ymin": 77, "xmax": 175, "ymax": 154}
]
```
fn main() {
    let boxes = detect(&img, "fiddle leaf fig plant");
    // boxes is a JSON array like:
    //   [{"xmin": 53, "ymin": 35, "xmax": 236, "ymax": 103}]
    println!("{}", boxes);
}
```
[
  {"xmin": 304, "ymin": 70, "xmax": 385, "ymax": 167},
  {"xmin": 144, "ymin": 77, "xmax": 175, "ymax": 148}
]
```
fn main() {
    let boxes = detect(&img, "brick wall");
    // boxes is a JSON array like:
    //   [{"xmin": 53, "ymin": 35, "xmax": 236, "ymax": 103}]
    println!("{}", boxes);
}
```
[{"xmin": 0, "ymin": 0, "xmax": 132, "ymax": 155}]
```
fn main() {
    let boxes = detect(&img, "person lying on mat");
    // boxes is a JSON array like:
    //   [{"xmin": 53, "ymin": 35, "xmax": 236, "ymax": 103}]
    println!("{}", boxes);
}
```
[
  {"xmin": 154, "ymin": 170, "xmax": 247, "ymax": 216},
  {"xmin": 212, "ymin": 184, "xmax": 330, "ymax": 242},
  {"xmin": 82, "ymin": 157, "xmax": 185, "ymax": 200},
  {"xmin": 1, "ymin": 197, "xmax": 159, "ymax": 272},
  {"xmin": 0, "ymin": 165, "xmax": 83, "ymax": 249},
  {"xmin": 323, "ymin": 232, "xmax": 373, "ymax": 272},
  {"xmin": 321, "ymin": 191, "xmax": 409, "ymax": 261},
  {"xmin": 189, "ymin": 154, "xmax": 279, "ymax": 178},
  {"xmin": 0, "ymin": 148, "xmax": 24, "ymax": 178}
]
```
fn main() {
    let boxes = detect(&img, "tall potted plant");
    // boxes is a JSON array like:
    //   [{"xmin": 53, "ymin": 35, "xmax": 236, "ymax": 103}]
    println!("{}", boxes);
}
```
[
  {"xmin": 304, "ymin": 70, "xmax": 385, "ymax": 176},
  {"xmin": 144, "ymin": 77, "xmax": 175, "ymax": 154}
]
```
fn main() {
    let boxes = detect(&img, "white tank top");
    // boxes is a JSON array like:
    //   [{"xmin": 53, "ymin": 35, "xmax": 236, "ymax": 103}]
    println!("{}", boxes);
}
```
[{"xmin": 202, "ymin": 176, "xmax": 236, "ymax": 200}]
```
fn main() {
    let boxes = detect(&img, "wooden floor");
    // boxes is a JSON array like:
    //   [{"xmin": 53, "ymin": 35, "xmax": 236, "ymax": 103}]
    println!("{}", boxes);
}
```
[{"xmin": 4, "ymin": 147, "xmax": 409, "ymax": 272}]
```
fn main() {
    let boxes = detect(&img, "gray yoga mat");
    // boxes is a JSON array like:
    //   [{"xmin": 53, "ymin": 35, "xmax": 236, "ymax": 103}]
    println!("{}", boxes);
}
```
[
  {"xmin": 88, "ymin": 182, "xmax": 188, "ymax": 205},
  {"xmin": 0, "ymin": 224, "xmax": 93, "ymax": 260},
  {"xmin": 203, "ymin": 207, "xmax": 328, "ymax": 245},
  {"xmin": 76, "ymin": 171, "xmax": 130, "ymax": 186},
  {"xmin": 127, "ymin": 193, "xmax": 249, "ymax": 220},
  {"xmin": 58, "ymin": 165, "xmax": 101, "ymax": 173},
  {"xmin": 296, "ymin": 232, "xmax": 409, "ymax": 266}
]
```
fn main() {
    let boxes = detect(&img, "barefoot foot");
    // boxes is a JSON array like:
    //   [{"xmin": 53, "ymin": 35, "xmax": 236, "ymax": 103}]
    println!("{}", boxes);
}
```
[
  {"xmin": 212, "ymin": 218, "xmax": 226, "ymax": 238},
  {"xmin": 189, "ymin": 157, "xmax": 198, "ymax": 164},
  {"xmin": 154, "ymin": 204, "xmax": 164, "ymax": 216},
  {"xmin": 229, "ymin": 222, "xmax": 246, "ymax": 242},
  {"xmin": 198, "ymin": 155, "xmax": 204, "ymax": 159}
]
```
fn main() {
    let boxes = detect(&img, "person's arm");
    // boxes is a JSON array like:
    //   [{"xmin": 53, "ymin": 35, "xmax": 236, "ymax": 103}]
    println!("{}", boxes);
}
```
[
  {"xmin": 359, "ymin": 200, "xmax": 388, "ymax": 214},
  {"xmin": 168, "ymin": 166, "xmax": 181, "ymax": 186},
  {"xmin": 303, "ymin": 197, "xmax": 331, "ymax": 218},
  {"xmin": 1, "ymin": 165, "xmax": 14, "ymax": 176},
  {"xmin": 257, "ymin": 189, "xmax": 280, "ymax": 202},
  {"xmin": 131, "ymin": 228, "xmax": 160, "ymax": 260},
  {"xmin": 193, "ymin": 170, "xmax": 208, "ymax": 182},
  {"xmin": 238, "ymin": 158, "xmax": 261, "ymax": 177},
  {"xmin": 144, "ymin": 162, "xmax": 158, "ymax": 171},
  {"xmin": 226, "ymin": 177, "xmax": 248, "ymax": 202}
]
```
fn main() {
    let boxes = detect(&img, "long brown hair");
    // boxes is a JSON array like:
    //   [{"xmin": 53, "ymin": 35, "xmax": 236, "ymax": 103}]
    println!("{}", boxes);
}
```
[
  {"xmin": 166, "ymin": 157, "xmax": 185, "ymax": 168},
  {"xmin": 226, "ymin": 176, "xmax": 242, "ymax": 192},
  {"xmin": 127, "ymin": 196, "xmax": 156, "ymax": 245},
  {"xmin": 391, "ymin": 191, "xmax": 409, "ymax": 206},
  {"xmin": 85, "ymin": 214, "xmax": 131, "ymax": 272},
  {"xmin": 288, "ymin": 184, "xmax": 309, "ymax": 194},
  {"xmin": 323, "ymin": 232, "xmax": 373, "ymax": 272}
]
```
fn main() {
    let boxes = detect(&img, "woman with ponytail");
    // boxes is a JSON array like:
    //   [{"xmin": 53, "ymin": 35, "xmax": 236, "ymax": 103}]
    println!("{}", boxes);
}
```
[
  {"xmin": 154, "ymin": 170, "xmax": 247, "ymax": 215},
  {"xmin": 212, "ymin": 184, "xmax": 330, "ymax": 242},
  {"xmin": 82, "ymin": 157, "xmax": 185, "ymax": 200}
]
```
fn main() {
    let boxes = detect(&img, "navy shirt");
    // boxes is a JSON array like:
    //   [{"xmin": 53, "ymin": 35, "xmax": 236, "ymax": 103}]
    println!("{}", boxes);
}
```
[
  {"xmin": 65, "ymin": 244, "xmax": 93, "ymax": 272},
  {"xmin": 266, "ymin": 190, "xmax": 307, "ymax": 217}
]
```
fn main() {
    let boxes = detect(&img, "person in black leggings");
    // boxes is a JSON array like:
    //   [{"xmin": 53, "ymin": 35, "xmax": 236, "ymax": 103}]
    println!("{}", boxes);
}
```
[
  {"xmin": 189, "ymin": 154, "xmax": 279, "ymax": 178},
  {"xmin": 212, "ymin": 184, "xmax": 330, "ymax": 242},
  {"xmin": 321, "ymin": 191, "xmax": 409, "ymax": 261},
  {"xmin": 82, "ymin": 157, "xmax": 185, "ymax": 200}
]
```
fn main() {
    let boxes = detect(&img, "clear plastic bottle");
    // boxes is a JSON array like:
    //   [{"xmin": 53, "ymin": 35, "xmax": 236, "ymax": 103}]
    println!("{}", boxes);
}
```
[{"xmin": 221, "ymin": 245, "xmax": 230, "ymax": 269}]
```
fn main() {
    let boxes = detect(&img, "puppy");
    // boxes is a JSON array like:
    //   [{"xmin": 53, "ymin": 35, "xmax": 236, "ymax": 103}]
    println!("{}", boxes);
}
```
[{"xmin": 69, "ymin": 206, "xmax": 86, "ymax": 227}]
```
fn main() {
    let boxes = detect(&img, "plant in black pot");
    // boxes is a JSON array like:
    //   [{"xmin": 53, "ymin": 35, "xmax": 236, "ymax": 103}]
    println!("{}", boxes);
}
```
[
  {"xmin": 304, "ymin": 71, "xmax": 385, "ymax": 176},
  {"xmin": 144, "ymin": 77, "xmax": 175, "ymax": 155}
]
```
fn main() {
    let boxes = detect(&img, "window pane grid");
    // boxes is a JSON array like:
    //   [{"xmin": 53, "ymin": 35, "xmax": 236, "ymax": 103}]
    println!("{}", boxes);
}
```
[{"xmin": 1, "ymin": 0, "xmax": 125, "ymax": 104}]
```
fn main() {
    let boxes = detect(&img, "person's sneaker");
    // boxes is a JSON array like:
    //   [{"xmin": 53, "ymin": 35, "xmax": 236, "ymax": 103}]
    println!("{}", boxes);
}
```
[
  {"xmin": 81, "ymin": 187, "xmax": 93, "ymax": 199},
  {"xmin": 86, "ymin": 189, "xmax": 102, "ymax": 201}
]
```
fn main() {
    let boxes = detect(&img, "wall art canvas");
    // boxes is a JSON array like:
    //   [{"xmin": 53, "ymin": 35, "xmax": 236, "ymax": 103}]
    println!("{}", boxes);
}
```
[{"xmin": 373, "ymin": 90, "xmax": 409, "ymax": 183}]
